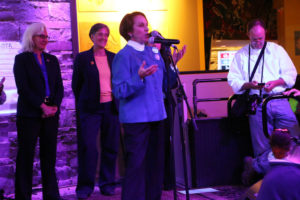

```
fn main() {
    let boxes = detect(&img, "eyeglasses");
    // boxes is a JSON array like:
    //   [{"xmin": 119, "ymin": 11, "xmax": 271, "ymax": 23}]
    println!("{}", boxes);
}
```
[{"xmin": 35, "ymin": 34, "xmax": 50, "ymax": 40}]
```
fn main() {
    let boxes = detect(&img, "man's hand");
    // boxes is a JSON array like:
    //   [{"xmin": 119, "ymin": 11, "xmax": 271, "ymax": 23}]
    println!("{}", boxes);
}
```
[
  {"xmin": 264, "ymin": 79, "xmax": 285, "ymax": 93},
  {"xmin": 172, "ymin": 45, "xmax": 187, "ymax": 65},
  {"xmin": 283, "ymin": 88, "xmax": 300, "ymax": 97},
  {"xmin": 241, "ymin": 81, "xmax": 265, "ymax": 90},
  {"xmin": 138, "ymin": 61, "xmax": 158, "ymax": 79}
]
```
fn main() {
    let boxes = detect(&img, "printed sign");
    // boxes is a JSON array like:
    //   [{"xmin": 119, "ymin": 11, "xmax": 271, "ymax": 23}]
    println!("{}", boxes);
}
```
[
  {"xmin": 217, "ymin": 51, "xmax": 236, "ymax": 70},
  {"xmin": 0, "ymin": 41, "xmax": 21, "ymax": 114}
]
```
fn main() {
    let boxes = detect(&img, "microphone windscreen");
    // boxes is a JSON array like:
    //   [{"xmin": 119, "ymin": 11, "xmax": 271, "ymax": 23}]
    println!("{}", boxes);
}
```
[
  {"xmin": 151, "ymin": 31, "xmax": 163, "ymax": 38},
  {"xmin": 148, "ymin": 37, "xmax": 155, "ymax": 44}
]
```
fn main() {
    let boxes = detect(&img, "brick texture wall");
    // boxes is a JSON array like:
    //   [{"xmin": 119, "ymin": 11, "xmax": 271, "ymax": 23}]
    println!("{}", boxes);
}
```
[{"xmin": 0, "ymin": 0, "xmax": 77, "ymax": 195}]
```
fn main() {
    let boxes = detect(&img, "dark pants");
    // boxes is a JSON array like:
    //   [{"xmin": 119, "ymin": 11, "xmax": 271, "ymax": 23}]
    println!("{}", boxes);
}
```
[
  {"xmin": 122, "ymin": 121, "xmax": 165, "ymax": 200},
  {"xmin": 15, "ymin": 116, "xmax": 60, "ymax": 200},
  {"xmin": 76, "ymin": 102, "xmax": 120, "ymax": 197}
]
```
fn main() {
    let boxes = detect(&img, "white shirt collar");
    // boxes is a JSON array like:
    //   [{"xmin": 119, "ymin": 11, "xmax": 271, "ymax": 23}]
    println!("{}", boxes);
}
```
[
  {"xmin": 249, "ymin": 44, "xmax": 262, "ymax": 55},
  {"xmin": 127, "ymin": 40, "xmax": 145, "ymax": 51}
]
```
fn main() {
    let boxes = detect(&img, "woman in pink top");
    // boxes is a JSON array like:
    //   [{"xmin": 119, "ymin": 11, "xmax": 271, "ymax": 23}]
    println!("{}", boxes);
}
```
[{"xmin": 72, "ymin": 23, "xmax": 120, "ymax": 199}]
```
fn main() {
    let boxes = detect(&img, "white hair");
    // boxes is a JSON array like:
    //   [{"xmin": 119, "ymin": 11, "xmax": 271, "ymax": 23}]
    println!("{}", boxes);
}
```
[{"xmin": 21, "ymin": 22, "xmax": 47, "ymax": 52}]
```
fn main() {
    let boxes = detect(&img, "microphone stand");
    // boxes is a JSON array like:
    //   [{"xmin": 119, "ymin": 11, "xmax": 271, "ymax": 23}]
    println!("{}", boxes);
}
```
[
  {"xmin": 163, "ymin": 44, "xmax": 198, "ymax": 200},
  {"xmin": 162, "ymin": 45, "xmax": 177, "ymax": 200}
]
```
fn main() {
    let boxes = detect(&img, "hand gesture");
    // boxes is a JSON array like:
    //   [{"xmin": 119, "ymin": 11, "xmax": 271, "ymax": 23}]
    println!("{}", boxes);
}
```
[
  {"xmin": 172, "ymin": 45, "xmax": 187, "ymax": 65},
  {"xmin": 138, "ymin": 61, "xmax": 158, "ymax": 79}
]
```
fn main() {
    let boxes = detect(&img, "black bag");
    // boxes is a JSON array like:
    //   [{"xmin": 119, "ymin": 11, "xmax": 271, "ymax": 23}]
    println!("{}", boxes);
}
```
[
  {"xmin": 231, "ymin": 90, "xmax": 259, "ymax": 117},
  {"xmin": 230, "ymin": 42, "xmax": 267, "ymax": 118}
]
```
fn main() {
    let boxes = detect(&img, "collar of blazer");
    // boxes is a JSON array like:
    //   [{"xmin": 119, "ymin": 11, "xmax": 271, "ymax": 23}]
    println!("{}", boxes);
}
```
[
  {"xmin": 87, "ymin": 47, "xmax": 114, "ymax": 68},
  {"xmin": 88, "ymin": 47, "xmax": 96, "ymax": 67},
  {"xmin": 30, "ymin": 52, "xmax": 51, "ymax": 81}
]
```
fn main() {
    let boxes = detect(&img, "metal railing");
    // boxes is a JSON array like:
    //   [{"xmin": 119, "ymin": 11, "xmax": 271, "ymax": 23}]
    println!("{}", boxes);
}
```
[
  {"xmin": 262, "ymin": 94, "xmax": 299, "ymax": 139},
  {"xmin": 192, "ymin": 78, "xmax": 228, "ymax": 118}
]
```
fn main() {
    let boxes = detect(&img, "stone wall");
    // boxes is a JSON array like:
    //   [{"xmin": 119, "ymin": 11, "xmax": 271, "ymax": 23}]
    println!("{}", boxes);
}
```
[{"xmin": 0, "ymin": 0, "xmax": 77, "ymax": 195}]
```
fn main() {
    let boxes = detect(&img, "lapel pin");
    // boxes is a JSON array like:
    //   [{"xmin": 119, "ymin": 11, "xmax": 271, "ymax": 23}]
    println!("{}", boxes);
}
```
[
  {"xmin": 91, "ymin": 61, "xmax": 95, "ymax": 65},
  {"xmin": 46, "ymin": 59, "xmax": 50, "ymax": 62}
]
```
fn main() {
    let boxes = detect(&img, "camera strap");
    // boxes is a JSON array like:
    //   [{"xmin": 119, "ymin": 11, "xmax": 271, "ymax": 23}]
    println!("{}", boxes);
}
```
[
  {"xmin": 248, "ymin": 41, "xmax": 267, "ymax": 82},
  {"xmin": 248, "ymin": 41, "xmax": 267, "ymax": 97}
]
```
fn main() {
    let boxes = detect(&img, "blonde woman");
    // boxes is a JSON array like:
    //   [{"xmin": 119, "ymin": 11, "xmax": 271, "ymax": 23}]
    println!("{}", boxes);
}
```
[{"xmin": 13, "ymin": 22, "xmax": 63, "ymax": 200}]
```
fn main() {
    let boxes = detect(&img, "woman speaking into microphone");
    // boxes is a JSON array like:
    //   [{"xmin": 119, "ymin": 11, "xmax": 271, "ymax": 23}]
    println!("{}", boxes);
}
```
[{"xmin": 112, "ymin": 11, "xmax": 166, "ymax": 200}]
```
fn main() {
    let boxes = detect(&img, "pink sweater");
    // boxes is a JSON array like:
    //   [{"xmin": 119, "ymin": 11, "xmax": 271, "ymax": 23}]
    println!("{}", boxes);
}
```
[{"xmin": 94, "ymin": 55, "xmax": 113, "ymax": 103}]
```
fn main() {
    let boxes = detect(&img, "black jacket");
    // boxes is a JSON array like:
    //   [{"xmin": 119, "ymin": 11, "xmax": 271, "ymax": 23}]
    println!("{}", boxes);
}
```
[
  {"xmin": 72, "ymin": 47, "xmax": 118, "ymax": 113},
  {"xmin": 13, "ymin": 51, "xmax": 64, "ymax": 117}
]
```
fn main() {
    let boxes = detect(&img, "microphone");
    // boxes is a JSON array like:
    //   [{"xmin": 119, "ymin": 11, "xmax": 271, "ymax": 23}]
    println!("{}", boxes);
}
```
[
  {"xmin": 148, "ymin": 31, "xmax": 180, "ymax": 45},
  {"xmin": 148, "ymin": 37, "xmax": 180, "ymax": 45}
]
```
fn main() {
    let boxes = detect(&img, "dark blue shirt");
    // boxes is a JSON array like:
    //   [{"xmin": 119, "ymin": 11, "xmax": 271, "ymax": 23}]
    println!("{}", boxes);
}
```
[{"xmin": 34, "ymin": 53, "xmax": 50, "ymax": 97}]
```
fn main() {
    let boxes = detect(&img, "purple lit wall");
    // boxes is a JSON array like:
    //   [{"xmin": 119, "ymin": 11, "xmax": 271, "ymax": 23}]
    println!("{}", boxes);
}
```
[{"xmin": 0, "ymin": 0, "xmax": 77, "ymax": 195}]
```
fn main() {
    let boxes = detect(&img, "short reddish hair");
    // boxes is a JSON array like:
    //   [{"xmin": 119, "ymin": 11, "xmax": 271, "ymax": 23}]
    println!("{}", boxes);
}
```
[
  {"xmin": 119, "ymin": 11, "xmax": 147, "ymax": 41},
  {"xmin": 270, "ymin": 129, "xmax": 291, "ymax": 159},
  {"xmin": 270, "ymin": 129, "xmax": 291, "ymax": 151}
]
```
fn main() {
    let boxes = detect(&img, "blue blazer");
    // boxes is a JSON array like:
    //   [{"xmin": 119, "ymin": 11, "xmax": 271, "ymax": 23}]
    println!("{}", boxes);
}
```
[
  {"xmin": 72, "ymin": 47, "xmax": 118, "ymax": 113},
  {"xmin": 13, "ymin": 52, "xmax": 64, "ymax": 117}
]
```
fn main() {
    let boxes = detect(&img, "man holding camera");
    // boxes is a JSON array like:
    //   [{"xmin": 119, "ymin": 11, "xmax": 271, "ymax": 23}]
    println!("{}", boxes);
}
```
[{"xmin": 227, "ymin": 19, "xmax": 299, "ymax": 184}]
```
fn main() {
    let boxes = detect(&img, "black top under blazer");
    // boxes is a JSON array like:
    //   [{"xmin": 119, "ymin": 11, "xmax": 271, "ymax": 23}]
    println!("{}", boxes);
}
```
[
  {"xmin": 72, "ymin": 47, "xmax": 118, "ymax": 113},
  {"xmin": 13, "ymin": 51, "xmax": 64, "ymax": 117}
]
